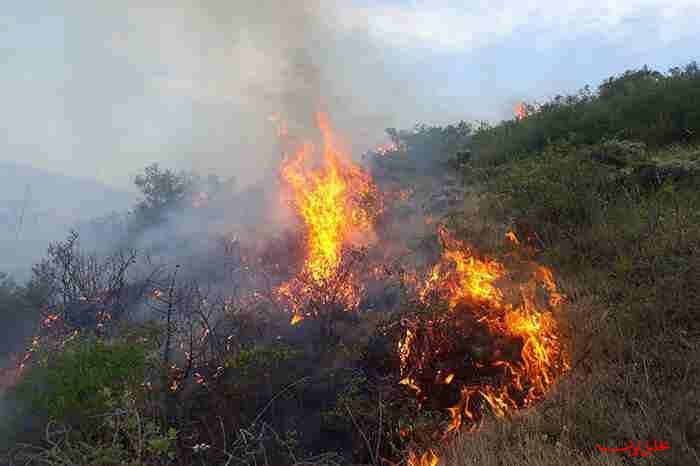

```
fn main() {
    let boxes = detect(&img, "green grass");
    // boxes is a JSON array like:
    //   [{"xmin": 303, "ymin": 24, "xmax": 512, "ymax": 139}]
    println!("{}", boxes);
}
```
[{"xmin": 438, "ymin": 99, "xmax": 700, "ymax": 466}]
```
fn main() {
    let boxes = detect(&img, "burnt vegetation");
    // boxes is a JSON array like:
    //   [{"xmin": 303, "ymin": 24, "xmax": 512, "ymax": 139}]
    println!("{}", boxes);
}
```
[{"xmin": 1, "ymin": 62, "xmax": 699, "ymax": 466}]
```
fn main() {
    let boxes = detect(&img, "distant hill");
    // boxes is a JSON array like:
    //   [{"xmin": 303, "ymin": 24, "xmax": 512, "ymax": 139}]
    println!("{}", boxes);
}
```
[{"xmin": 0, "ymin": 161, "xmax": 138, "ymax": 278}]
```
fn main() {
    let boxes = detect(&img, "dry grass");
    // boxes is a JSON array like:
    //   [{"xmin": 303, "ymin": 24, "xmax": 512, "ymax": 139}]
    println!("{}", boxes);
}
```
[
  {"xmin": 439, "ymin": 411, "xmax": 626, "ymax": 466},
  {"xmin": 440, "ymin": 346, "xmax": 699, "ymax": 466},
  {"xmin": 438, "ymin": 180, "xmax": 700, "ymax": 466}
]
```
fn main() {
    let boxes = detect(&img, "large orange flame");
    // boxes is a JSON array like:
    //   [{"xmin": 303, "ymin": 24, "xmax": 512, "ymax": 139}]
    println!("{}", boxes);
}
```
[
  {"xmin": 401, "ymin": 228, "xmax": 569, "ymax": 462},
  {"xmin": 277, "ymin": 112, "xmax": 381, "ymax": 322}
]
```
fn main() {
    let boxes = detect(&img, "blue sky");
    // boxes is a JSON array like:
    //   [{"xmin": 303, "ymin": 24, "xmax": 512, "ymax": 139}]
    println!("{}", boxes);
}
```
[{"xmin": 1, "ymin": 0, "xmax": 699, "ymax": 190}]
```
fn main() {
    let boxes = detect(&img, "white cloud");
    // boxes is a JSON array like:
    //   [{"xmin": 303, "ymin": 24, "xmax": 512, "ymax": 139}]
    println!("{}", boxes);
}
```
[{"xmin": 340, "ymin": 0, "xmax": 700, "ymax": 52}]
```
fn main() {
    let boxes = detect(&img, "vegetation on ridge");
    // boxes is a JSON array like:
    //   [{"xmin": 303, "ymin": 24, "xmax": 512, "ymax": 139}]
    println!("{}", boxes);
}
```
[{"xmin": 1, "ymin": 62, "xmax": 699, "ymax": 466}]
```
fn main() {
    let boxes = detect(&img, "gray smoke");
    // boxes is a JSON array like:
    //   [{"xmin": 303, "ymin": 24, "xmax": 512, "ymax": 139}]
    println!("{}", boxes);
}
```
[
  {"xmin": 3, "ymin": 0, "xmax": 449, "ymax": 279},
  {"xmin": 66, "ymin": 0, "xmax": 431, "ymax": 186}
]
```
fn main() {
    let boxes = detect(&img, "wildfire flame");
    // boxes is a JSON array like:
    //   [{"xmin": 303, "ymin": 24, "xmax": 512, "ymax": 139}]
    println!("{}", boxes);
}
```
[
  {"xmin": 505, "ymin": 230, "xmax": 520, "ymax": 245},
  {"xmin": 374, "ymin": 141, "xmax": 401, "ymax": 156},
  {"xmin": 399, "ymin": 226, "xmax": 569, "ymax": 459},
  {"xmin": 515, "ymin": 102, "xmax": 528, "ymax": 120},
  {"xmin": 277, "ymin": 112, "xmax": 381, "ymax": 323},
  {"xmin": 407, "ymin": 449, "xmax": 439, "ymax": 466},
  {"xmin": 5, "ymin": 109, "xmax": 567, "ymax": 466}
]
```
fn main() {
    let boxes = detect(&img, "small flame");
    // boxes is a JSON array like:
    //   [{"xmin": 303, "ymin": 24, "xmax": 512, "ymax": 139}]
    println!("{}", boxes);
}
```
[
  {"xmin": 290, "ymin": 314, "xmax": 304, "ymax": 326},
  {"xmin": 505, "ymin": 230, "xmax": 520, "ymax": 245},
  {"xmin": 374, "ymin": 141, "xmax": 400, "ymax": 156},
  {"xmin": 515, "ymin": 102, "xmax": 528, "ymax": 120},
  {"xmin": 407, "ymin": 449, "xmax": 439, "ymax": 466},
  {"xmin": 536, "ymin": 266, "xmax": 565, "ymax": 307},
  {"xmin": 42, "ymin": 313, "xmax": 60, "ymax": 327},
  {"xmin": 397, "ymin": 189, "xmax": 413, "ymax": 201},
  {"xmin": 445, "ymin": 387, "xmax": 479, "ymax": 435}
]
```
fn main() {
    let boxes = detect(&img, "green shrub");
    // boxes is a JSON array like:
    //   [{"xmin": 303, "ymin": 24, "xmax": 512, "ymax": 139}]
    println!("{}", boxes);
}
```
[
  {"xmin": 471, "ymin": 62, "xmax": 700, "ymax": 166},
  {"xmin": 13, "ymin": 389, "xmax": 178, "ymax": 466},
  {"xmin": 12, "ymin": 337, "xmax": 146, "ymax": 424},
  {"xmin": 219, "ymin": 343, "xmax": 305, "ymax": 415},
  {"xmin": 224, "ymin": 344, "xmax": 301, "ymax": 378},
  {"xmin": 486, "ymin": 142, "xmax": 622, "ymax": 234}
]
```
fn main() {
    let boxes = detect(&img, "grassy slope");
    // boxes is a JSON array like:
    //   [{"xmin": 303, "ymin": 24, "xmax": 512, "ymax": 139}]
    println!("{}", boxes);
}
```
[
  {"xmin": 3, "ymin": 63, "xmax": 699, "ymax": 466},
  {"xmin": 438, "ymin": 64, "xmax": 700, "ymax": 466}
]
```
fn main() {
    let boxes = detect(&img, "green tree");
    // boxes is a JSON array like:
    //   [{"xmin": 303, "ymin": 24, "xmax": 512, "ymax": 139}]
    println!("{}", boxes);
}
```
[{"xmin": 133, "ymin": 163, "xmax": 191, "ymax": 225}]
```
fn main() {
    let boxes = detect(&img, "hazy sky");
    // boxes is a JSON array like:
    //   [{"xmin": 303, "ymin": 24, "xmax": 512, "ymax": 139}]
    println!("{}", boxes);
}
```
[{"xmin": 1, "ymin": 0, "xmax": 699, "ymax": 190}]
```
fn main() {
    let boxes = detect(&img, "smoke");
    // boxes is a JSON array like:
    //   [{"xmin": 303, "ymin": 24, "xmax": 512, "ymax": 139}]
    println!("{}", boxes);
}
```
[
  {"xmin": 3, "ymin": 1, "xmax": 485, "ymax": 285},
  {"xmin": 0, "ymin": 4, "xmax": 473, "ymax": 454},
  {"xmin": 0, "ymin": 0, "xmax": 458, "ymax": 345},
  {"xmin": 54, "ymin": 0, "xmax": 431, "ymax": 190},
  {"xmin": 1, "ymin": 0, "xmax": 445, "ymax": 280},
  {"xmin": 63, "ymin": 0, "xmax": 447, "ymax": 269}
]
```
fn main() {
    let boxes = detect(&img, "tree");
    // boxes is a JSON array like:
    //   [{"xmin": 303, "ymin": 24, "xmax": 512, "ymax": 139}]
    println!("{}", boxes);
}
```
[
  {"xmin": 28, "ymin": 230, "xmax": 150, "ymax": 333},
  {"xmin": 134, "ymin": 164, "xmax": 192, "ymax": 225}
]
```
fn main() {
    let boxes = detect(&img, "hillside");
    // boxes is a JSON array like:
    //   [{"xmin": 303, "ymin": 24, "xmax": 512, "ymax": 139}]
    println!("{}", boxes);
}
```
[
  {"xmin": 0, "ymin": 161, "xmax": 137, "ymax": 277},
  {"xmin": 433, "ymin": 63, "xmax": 700, "ymax": 466},
  {"xmin": 1, "ymin": 63, "xmax": 699, "ymax": 466}
]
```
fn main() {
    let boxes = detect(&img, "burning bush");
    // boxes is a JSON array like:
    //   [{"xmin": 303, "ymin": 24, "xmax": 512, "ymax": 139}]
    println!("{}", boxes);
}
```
[
  {"xmin": 276, "ymin": 112, "xmax": 383, "ymax": 330},
  {"xmin": 2, "ymin": 111, "xmax": 574, "ymax": 466},
  {"xmin": 373, "ymin": 227, "xmax": 571, "ymax": 463}
]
